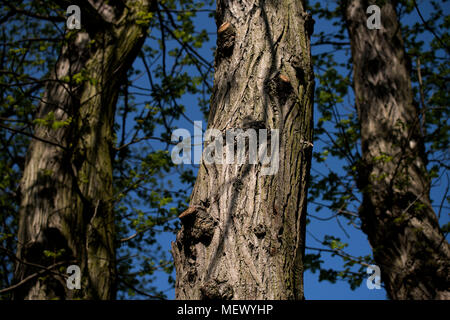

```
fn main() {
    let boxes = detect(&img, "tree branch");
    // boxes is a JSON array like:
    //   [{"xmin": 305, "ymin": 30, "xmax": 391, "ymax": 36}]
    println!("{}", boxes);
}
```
[
  {"xmin": 0, "ymin": 260, "xmax": 69, "ymax": 295},
  {"xmin": 0, "ymin": 122, "xmax": 67, "ymax": 150},
  {"xmin": 413, "ymin": 0, "xmax": 450, "ymax": 55},
  {"xmin": 1, "ymin": 2, "xmax": 66, "ymax": 23}
]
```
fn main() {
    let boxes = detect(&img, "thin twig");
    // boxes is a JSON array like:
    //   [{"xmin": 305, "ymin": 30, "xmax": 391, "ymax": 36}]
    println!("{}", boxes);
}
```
[
  {"xmin": 0, "ymin": 260, "xmax": 68, "ymax": 294},
  {"xmin": 413, "ymin": 0, "xmax": 450, "ymax": 55},
  {"xmin": 118, "ymin": 277, "xmax": 166, "ymax": 300},
  {"xmin": 0, "ymin": 122, "xmax": 67, "ymax": 150}
]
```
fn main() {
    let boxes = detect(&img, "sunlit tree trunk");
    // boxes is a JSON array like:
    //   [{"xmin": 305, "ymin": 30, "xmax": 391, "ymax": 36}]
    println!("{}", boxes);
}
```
[
  {"xmin": 14, "ymin": 0, "xmax": 156, "ymax": 300},
  {"xmin": 172, "ymin": 0, "xmax": 314, "ymax": 299},
  {"xmin": 343, "ymin": 0, "xmax": 449, "ymax": 299}
]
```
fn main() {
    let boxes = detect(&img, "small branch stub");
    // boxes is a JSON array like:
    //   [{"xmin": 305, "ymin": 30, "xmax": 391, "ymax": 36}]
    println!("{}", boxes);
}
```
[
  {"xmin": 279, "ymin": 74, "xmax": 290, "ymax": 83},
  {"xmin": 300, "ymin": 140, "xmax": 314, "ymax": 148},
  {"xmin": 179, "ymin": 206, "xmax": 198, "ymax": 219},
  {"xmin": 218, "ymin": 22, "xmax": 231, "ymax": 34},
  {"xmin": 216, "ymin": 21, "xmax": 236, "ymax": 63},
  {"xmin": 179, "ymin": 205, "xmax": 207, "ymax": 220},
  {"xmin": 273, "ymin": 73, "xmax": 293, "ymax": 105}
]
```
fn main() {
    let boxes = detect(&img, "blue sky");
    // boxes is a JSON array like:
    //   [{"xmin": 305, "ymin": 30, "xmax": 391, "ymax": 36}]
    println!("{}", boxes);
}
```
[{"xmin": 121, "ymin": 0, "xmax": 449, "ymax": 300}]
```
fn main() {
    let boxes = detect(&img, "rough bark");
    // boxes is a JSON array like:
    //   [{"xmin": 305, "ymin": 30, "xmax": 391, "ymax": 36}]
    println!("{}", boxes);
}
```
[
  {"xmin": 172, "ymin": 0, "xmax": 314, "ymax": 299},
  {"xmin": 343, "ymin": 0, "xmax": 450, "ymax": 299},
  {"xmin": 14, "ymin": 0, "xmax": 156, "ymax": 299}
]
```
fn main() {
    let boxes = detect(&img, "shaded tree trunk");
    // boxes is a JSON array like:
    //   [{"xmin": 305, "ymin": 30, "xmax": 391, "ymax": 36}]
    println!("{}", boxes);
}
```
[
  {"xmin": 172, "ymin": 0, "xmax": 314, "ymax": 299},
  {"xmin": 14, "ymin": 0, "xmax": 155, "ymax": 299},
  {"xmin": 343, "ymin": 0, "xmax": 449, "ymax": 299}
]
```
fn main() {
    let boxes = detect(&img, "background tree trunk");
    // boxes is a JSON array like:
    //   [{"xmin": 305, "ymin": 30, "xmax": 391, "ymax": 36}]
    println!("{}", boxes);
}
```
[
  {"xmin": 343, "ymin": 0, "xmax": 449, "ymax": 299},
  {"xmin": 172, "ymin": 0, "xmax": 314, "ymax": 299},
  {"xmin": 14, "ymin": 0, "xmax": 155, "ymax": 299}
]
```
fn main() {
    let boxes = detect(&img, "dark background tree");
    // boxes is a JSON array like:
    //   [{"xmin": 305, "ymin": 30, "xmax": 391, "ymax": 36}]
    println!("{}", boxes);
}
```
[
  {"xmin": 14, "ymin": 0, "xmax": 160, "ymax": 300},
  {"xmin": 305, "ymin": 0, "xmax": 449, "ymax": 299},
  {"xmin": 342, "ymin": 0, "xmax": 449, "ymax": 299},
  {"xmin": 0, "ymin": 0, "xmax": 213, "ymax": 299}
]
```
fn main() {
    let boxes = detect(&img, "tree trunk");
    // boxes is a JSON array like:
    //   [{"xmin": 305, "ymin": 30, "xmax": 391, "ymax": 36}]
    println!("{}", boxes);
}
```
[
  {"xmin": 343, "ymin": 0, "xmax": 450, "ymax": 299},
  {"xmin": 14, "ymin": 0, "xmax": 155, "ymax": 300},
  {"xmin": 172, "ymin": 0, "xmax": 314, "ymax": 299}
]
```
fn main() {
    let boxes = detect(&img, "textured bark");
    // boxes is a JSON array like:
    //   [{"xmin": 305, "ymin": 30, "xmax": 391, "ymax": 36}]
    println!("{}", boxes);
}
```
[
  {"xmin": 172, "ymin": 0, "xmax": 314, "ymax": 299},
  {"xmin": 343, "ymin": 0, "xmax": 450, "ymax": 299},
  {"xmin": 14, "ymin": 0, "xmax": 155, "ymax": 299}
]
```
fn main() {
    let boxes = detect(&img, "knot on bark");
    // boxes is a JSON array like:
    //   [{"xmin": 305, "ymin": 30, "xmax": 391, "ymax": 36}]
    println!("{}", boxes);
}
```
[
  {"xmin": 265, "ymin": 73, "xmax": 293, "ymax": 107},
  {"xmin": 233, "ymin": 178, "xmax": 244, "ymax": 192},
  {"xmin": 253, "ymin": 224, "xmax": 266, "ymax": 239},
  {"xmin": 241, "ymin": 115, "xmax": 266, "ymax": 131},
  {"xmin": 200, "ymin": 279, "xmax": 233, "ymax": 300},
  {"xmin": 216, "ymin": 22, "xmax": 236, "ymax": 65},
  {"xmin": 179, "ymin": 206, "xmax": 216, "ymax": 246},
  {"xmin": 186, "ymin": 258, "xmax": 198, "ymax": 283}
]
